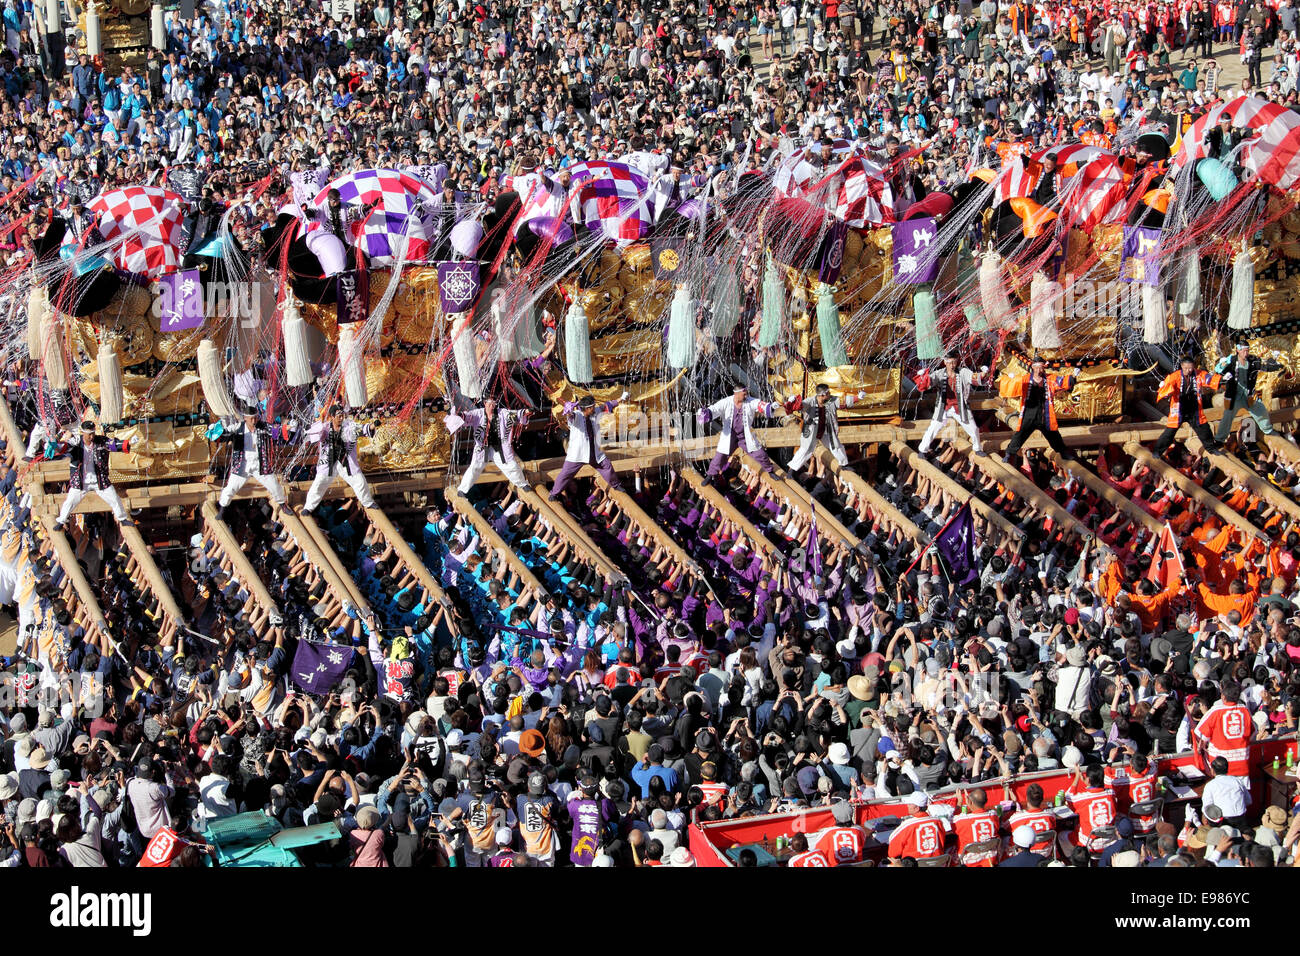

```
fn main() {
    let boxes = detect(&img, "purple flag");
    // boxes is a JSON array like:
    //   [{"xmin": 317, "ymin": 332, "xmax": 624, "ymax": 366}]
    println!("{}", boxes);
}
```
[
  {"xmin": 1121, "ymin": 226, "xmax": 1162, "ymax": 287},
  {"xmin": 438, "ymin": 260, "xmax": 481, "ymax": 314},
  {"xmin": 290, "ymin": 639, "xmax": 352, "ymax": 694},
  {"xmin": 891, "ymin": 217, "xmax": 940, "ymax": 284},
  {"xmin": 807, "ymin": 505, "xmax": 823, "ymax": 582},
  {"xmin": 819, "ymin": 220, "xmax": 848, "ymax": 283},
  {"xmin": 933, "ymin": 501, "xmax": 979, "ymax": 588},
  {"xmin": 336, "ymin": 268, "xmax": 369, "ymax": 325},
  {"xmin": 157, "ymin": 269, "xmax": 204, "ymax": 332},
  {"xmin": 569, "ymin": 798, "xmax": 608, "ymax": 866}
]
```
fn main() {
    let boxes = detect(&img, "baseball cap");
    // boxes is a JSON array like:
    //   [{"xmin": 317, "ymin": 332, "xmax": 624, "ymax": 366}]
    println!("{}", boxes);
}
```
[{"xmin": 527, "ymin": 772, "xmax": 547, "ymax": 796}]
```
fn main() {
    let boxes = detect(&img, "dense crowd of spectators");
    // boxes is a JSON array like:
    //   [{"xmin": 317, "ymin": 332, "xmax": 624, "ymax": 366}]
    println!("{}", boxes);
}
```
[{"xmin": 0, "ymin": 0, "xmax": 1296, "ymax": 868}]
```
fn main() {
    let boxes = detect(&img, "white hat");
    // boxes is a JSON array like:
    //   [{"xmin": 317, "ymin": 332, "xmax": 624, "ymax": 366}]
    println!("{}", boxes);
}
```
[
  {"xmin": 669, "ymin": 846, "xmax": 696, "ymax": 867},
  {"xmin": 1013, "ymin": 825, "xmax": 1036, "ymax": 849},
  {"xmin": 1061, "ymin": 745, "xmax": 1083, "ymax": 769},
  {"xmin": 444, "ymin": 729, "xmax": 465, "ymax": 748},
  {"xmin": 828, "ymin": 742, "xmax": 850, "ymax": 765},
  {"xmin": 905, "ymin": 791, "xmax": 930, "ymax": 808},
  {"xmin": 0, "ymin": 773, "xmax": 17, "ymax": 801},
  {"xmin": 309, "ymin": 729, "xmax": 328, "ymax": 749},
  {"xmin": 1111, "ymin": 849, "xmax": 1142, "ymax": 868},
  {"xmin": 494, "ymin": 826, "xmax": 513, "ymax": 846},
  {"xmin": 591, "ymin": 852, "xmax": 616, "ymax": 867}
]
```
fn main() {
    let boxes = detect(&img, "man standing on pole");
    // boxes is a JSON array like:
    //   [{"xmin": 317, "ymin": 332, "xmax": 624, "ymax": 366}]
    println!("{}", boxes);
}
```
[
  {"xmin": 549, "ymin": 392, "xmax": 628, "ymax": 500},
  {"xmin": 916, "ymin": 353, "xmax": 990, "ymax": 457},
  {"xmin": 1154, "ymin": 356, "xmax": 1224, "ymax": 457},
  {"xmin": 302, "ymin": 405, "xmax": 376, "ymax": 515},
  {"xmin": 786, "ymin": 383, "xmax": 851, "ymax": 473},
  {"xmin": 1213, "ymin": 339, "xmax": 1283, "ymax": 444},
  {"xmin": 447, "ymin": 396, "xmax": 532, "ymax": 496},
  {"xmin": 52, "ymin": 420, "xmax": 132, "ymax": 532},
  {"xmin": 1004, "ymin": 356, "xmax": 1081, "ymax": 459},
  {"xmin": 699, "ymin": 385, "xmax": 781, "ymax": 483},
  {"xmin": 213, "ymin": 404, "xmax": 289, "ymax": 517}
]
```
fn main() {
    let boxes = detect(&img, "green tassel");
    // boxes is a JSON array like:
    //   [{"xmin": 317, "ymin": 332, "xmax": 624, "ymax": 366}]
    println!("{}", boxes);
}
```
[
  {"xmin": 759, "ymin": 255, "xmax": 785, "ymax": 348},
  {"xmin": 667, "ymin": 284, "xmax": 698, "ymax": 369},
  {"xmin": 914, "ymin": 286, "xmax": 943, "ymax": 360},
  {"xmin": 565, "ymin": 300, "xmax": 592, "ymax": 384},
  {"xmin": 815, "ymin": 282, "xmax": 849, "ymax": 367},
  {"xmin": 710, "ymin": 264, "xmax": 740, "ymax": 337}
]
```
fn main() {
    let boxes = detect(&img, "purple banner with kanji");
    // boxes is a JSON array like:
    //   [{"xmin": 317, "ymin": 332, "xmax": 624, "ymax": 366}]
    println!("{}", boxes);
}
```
[
  {"xmin": 437, "ymin": 260, "xmax": 481, "ymax": 314},
  {"xmin": 933, "ymin": 501, "xmax": 979, "ymax": 587},
  {"xmin": 336, "ymin": 268, "xmax": 369, "ymax": 325},
  {"xmin": 290, "ymin": 639, "xmax": 352, "ymax": 694},
  {"xmin": 157, "ymin": 269, "xmax": 204, "ymax": 332},
  {"xmin": 819, "ymin": 220, "xmax": 848, "ymax": 284},
  {"xmin": 891, "ymin": 217, "xmax": 940, "ymax": 284},
  {"xmin": 1121, "ymin": 226, "xmax": 1162, "ymax": 287}
]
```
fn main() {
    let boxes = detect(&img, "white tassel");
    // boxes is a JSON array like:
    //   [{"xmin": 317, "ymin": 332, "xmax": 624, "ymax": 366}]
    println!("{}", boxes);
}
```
[
  {"xmin": 1227, "ymin": 248, "xmax": 1254, "ymax": 331},
  {"xmin": 338, "ymin": 323, "xmax": 368, "ymax": 409},
  {"xmin": 1177, "ymin": 249, "xmax": 1201, "ymax": 317},
  {"xmin": 197, "ymin": 339, "xmax": 239, "ymax": 418},
  {"xmin": 451, "ymin": 314, "xmax": 483, "ymax": 399},
  {"xmin": 27, "ymin": 284, "xmax": 48, "ymax": 361},
  {"xmin": 40, "ymin": 307, "xmax": 68, "ymax": 390},
  {"xmin": 97, "ymin": 341, "xmax": 123, "ymax": 424},
  {"xmin": 492, "ymin": 294, "xmax": 521, "ymax": 363},
  {"xmin": 1029, "ymin": 271, "xmax": 1063, "ymax": 349},
  {"xmin": 1142, "ymin": 285, "xmax": 1167, "ymax": 344},
  {"xmin": 282, "ymin": 293, "xmax": 314, "ymax": 387},
  {"xmin": 979, "ymin": 251, "xmax": 1015, "ymax": 330}
]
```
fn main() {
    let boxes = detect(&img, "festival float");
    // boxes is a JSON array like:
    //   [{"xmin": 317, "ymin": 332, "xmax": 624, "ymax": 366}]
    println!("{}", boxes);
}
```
[{"xmin": 12, "ymin": 95, "xmax": 1300, "ymax": 497}]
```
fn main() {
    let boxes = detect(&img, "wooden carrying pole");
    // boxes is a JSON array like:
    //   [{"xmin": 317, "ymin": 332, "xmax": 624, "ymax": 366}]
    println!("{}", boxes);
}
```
[
  {"xmin": 814, "ymin": 448, "xmax": 928, "ymax": 545},
  {"xmin": 888, "ymin": 440, "xmax": 1020, "ymax": 544},
  {"xmin": 1182, "ymin": 435, "xmax": 1300, "ymax": 523},
  {"xmin": 522, "ymin": 484, "xmax": 626, "ymax": 584},
  {"xmin": 119, "ymin": 524, "xmax": 187, "ymax": 631},
  {"xmin": 200, "ymin": 497, "xmax": 280, "ymax": 614},
  {"xmin": 0, "ymin": 396, "xmax": 109, "ymax": 637},
  {"xmin": 739, "ymin": 451, "xmax": 862, "ymax": 549},
  {"xmin": 982, "ymin": 451, "xmax": 1101, "ymax": 546},
  {"xmin": 446, "ymin": 490, "xmax": 551, "ymax": 598},
  {"xmin": 293, "ymin": 511, "xmax": 372, "ymax": 612},
  {"xmin": 279, "ymin": 511, "xmax": 372, "ymax": 615},
  {"xmin": 676, "ymin": 466, "xmax": 777, "ymax": 557},
  {"xmin": 602, "ymin": 483, "xmax": 705, "ymax": 573},
  {"xmin": 363, "ymin": 506, "xmax": 457, "ymax": 611}
]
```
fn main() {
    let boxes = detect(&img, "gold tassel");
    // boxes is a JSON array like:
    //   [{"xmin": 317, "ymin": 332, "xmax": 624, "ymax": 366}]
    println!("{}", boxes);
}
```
[
  {"xmin": 27, "ymin": 284, "xmax": 48, "ymax": 361},
  {"xmin": 97, "ymin": 341, "xmax": 123, "ymax": 424},
  {"xmin": 197, "ymin": 339, "xmax": 239, "ymax": 418}
]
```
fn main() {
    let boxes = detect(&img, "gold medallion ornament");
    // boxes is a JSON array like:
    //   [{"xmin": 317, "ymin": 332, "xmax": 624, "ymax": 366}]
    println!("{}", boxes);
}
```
[{"xmin": 656, "ymin": 247, "xmax": 680, "ymax": 274}]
